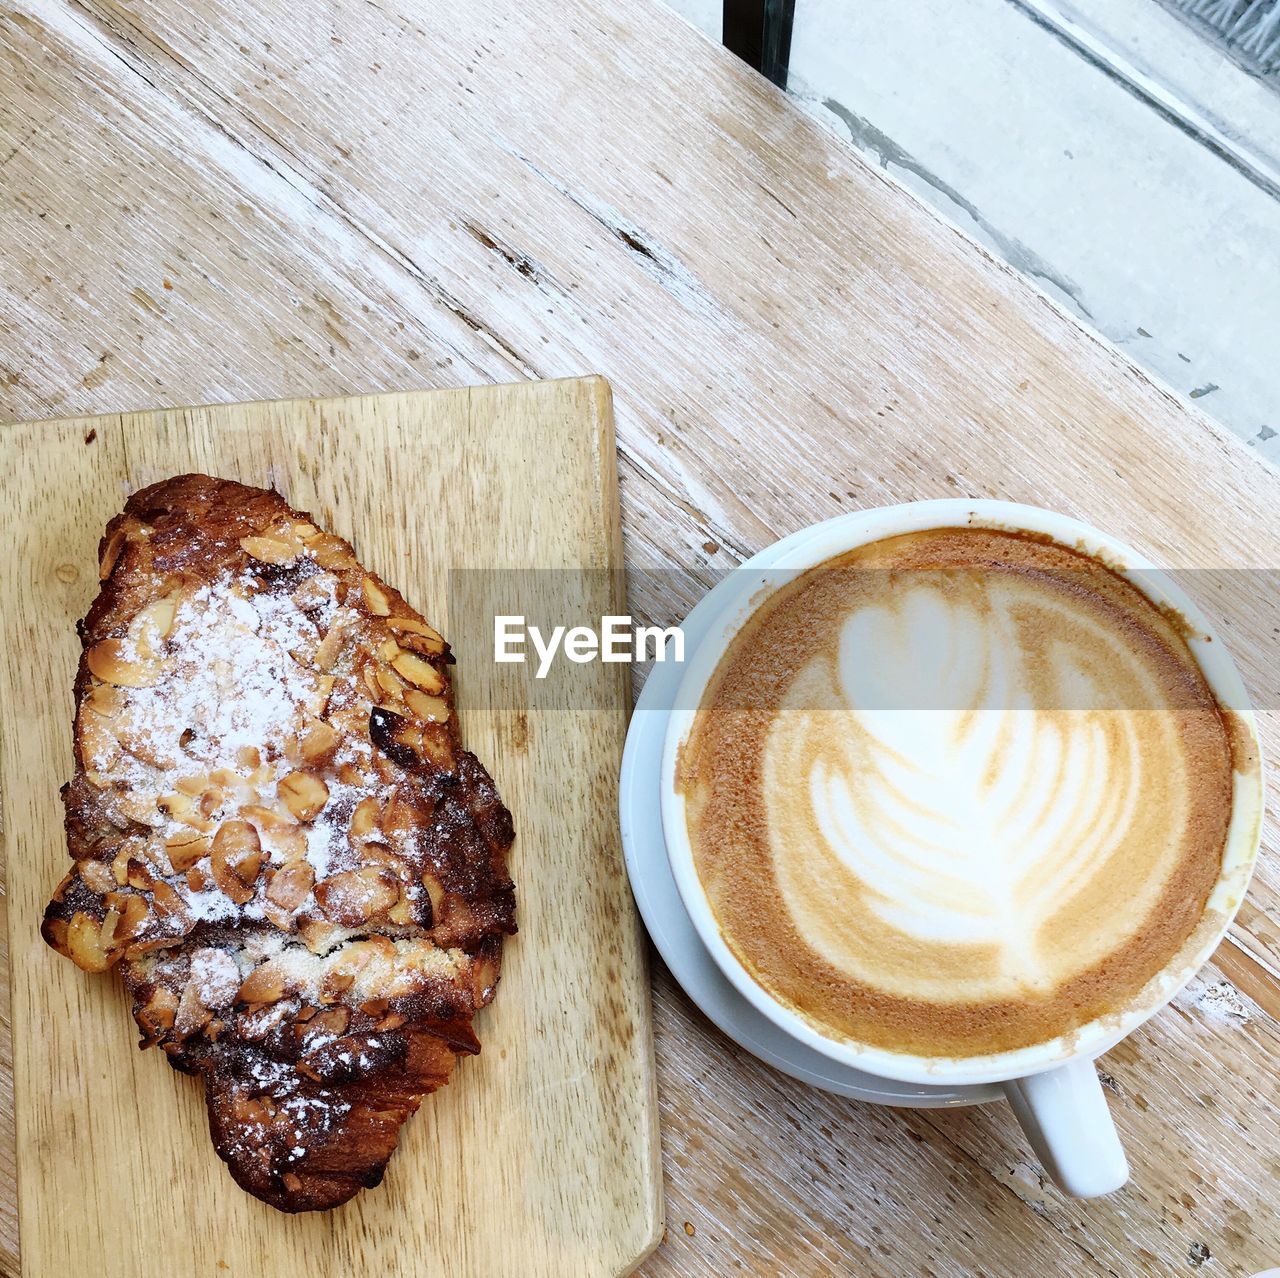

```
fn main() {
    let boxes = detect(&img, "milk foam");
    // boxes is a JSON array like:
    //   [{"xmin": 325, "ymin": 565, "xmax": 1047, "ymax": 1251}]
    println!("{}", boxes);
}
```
[
  {"xmin": 762, "ymin": 573, "xmax": 1190, "ymax": 1002},
  {"xmin": 682, "ymin": 528, "xmax": 1234, "ymax": 1054}
]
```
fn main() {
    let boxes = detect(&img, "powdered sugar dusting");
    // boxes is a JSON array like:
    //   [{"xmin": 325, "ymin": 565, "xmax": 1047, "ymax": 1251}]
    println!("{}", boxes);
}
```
[
  {"xmin": 82, "ymin": 563, "xmax": 396, "ymax": 928},
  {"xmin": 189, "ymin": 947, "xmax": 241, "ymax": 1007}
]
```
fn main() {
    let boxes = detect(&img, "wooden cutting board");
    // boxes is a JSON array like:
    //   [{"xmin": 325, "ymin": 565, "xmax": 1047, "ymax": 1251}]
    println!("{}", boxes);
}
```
[{"xmin": 0, "ymin": 377, "xmax": 662, "ymax": 1278}]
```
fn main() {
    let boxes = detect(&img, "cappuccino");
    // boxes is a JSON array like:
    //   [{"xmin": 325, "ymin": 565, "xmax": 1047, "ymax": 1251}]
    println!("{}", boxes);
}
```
[{"xmin": 678, "ymin": 527, "xmax": 1243, "ymax": 1057}]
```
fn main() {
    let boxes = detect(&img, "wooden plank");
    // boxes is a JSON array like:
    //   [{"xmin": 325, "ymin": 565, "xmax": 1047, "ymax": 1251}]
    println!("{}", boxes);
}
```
[
  {"xmin": 0, "ymin": 380, "xmax": 662, "ymax": 1278},
  {"xmin": 1, "ymin": 0, "xmax": 1277, "ymax": 1273}
]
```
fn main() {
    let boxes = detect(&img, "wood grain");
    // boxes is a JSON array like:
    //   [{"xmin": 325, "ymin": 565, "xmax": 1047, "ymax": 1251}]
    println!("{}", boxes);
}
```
[
  {"xmin": 1, "ymin": 0, "xmax": 1277, "ymax": 1273},
  {"xmin": 0, "ymin": 381, "xmax": 661, "ymax": 1278}
]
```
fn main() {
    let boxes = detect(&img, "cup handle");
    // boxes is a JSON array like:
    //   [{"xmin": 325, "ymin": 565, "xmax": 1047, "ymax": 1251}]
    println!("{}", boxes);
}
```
[{"xmin": 1002, "ymin": 1059, "xmax": 1129, "ymax": 1197}]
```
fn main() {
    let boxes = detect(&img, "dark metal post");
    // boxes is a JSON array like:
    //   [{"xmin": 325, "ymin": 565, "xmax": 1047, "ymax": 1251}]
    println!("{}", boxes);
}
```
[{"xmin": 723, "ymin": 0, "xmax": 795, "ymax": 89}]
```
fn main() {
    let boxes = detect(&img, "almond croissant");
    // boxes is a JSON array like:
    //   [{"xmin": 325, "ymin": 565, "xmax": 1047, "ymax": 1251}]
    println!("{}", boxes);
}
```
[{"xmin": 42, "ymin": 475, "xmax": 516, "ymax": 1212}]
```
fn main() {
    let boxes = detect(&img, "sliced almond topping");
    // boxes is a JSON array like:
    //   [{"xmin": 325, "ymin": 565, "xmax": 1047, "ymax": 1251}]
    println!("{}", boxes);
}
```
[
  {"xmin": 191, "ymin": 948, "xmax": 241, "ymax": 1009},
  {"xmin": 234, "ymin": 1096, "xmax": 273, "ymax": 1124},
  {"xmin": 186, "ymin": 865, "xmax": 214, "ymax": 893},
  {"xmin": 79, "ymin": 858, "xmax": 115, "ymax": 895},
  {"xmin": 151, "ymin": 880, "xmax": 193, "ymax": 928},
  {"xmin": 303, "ymin": 532, "xmax": 356, "ymax": 570},
  {"xmin": 85, "ymin": 682, "xmax": 127, "ymax": 719},
  {"xmin": 237, "ymin": 960, "xmax": 291, "ymax": 1006},
  {"xmin": 140, "ymin": 840, "xmax": 172, "ymax": 874},
  {"xmin": 382, "ymin": 786, "xmax": 421, "ymax": 838},
  {"xmin": 320, "ymin": 969, "xmax": 356, "ymax": 999},
  {"xmin": 120, "ymin": 732, "xmax": 178, "ymax": 773},
  {"xmin": 384, "ymin": 616, "xmax": 434, "ymax": 637},
  {"xmin": 308, "ymin": 1006, "xmax": 351, "ymax": 1038},
  {"xmin": 239, "ymin": 535, "xmax": 299, "ymax": 565},
  {"xmin": 278, "ymin": 770, "xmax": 329, "ymax": 821},
  {"xmin": 359, "ymin": 840, "xmax": 399, "ymax": 868},
  {"xmin": 146, "ymin": 594, "xmax": 179, "ymax": 639},
  {"xmin": 174, "ymin": 986, "xmax": 214, "ymax": 1040},
  {"xmin": 263, "ymin": 902, "xmax": 299, "ymax": 934},
  {"xmin": 236, "ymin": 745, "xmax": 262, "ymax": 771},
  {"xmin": 361, "ymin": 578, "xmax": 391, "ymax": 616},
  {"xmin": 132, "ymin": 592, "xmax": 180, "ymax": 659},
  {"xmin": 265, "ymin": 862, "xmax": 315, "ymax": 912},
  {"xmin": 103, "ymin": 891, "xmax": 148, "ymax": 942},
  {"xmin": 262, "ymin": 825, "xmax": 308, "ymax": 863},
  {"xmin": 417, "ymin": 724, "xmax": 456, "ymax": 772},
  {"xmin": 391, "ymin": 651, "xmax": 444, "ymax": 693},
  {"xmin": 387, "ymin": 894, "xmax": 414, "ymax": 926},
  {"xmin": 420, "ymin": 870, "xmax": 446, "ymax": 926},
  {"xmin": 158, "ymin": 791, "xmax": 213, "ymax": 832},
  {"xmin": 210, "ymin": 819, "xmax": 263, "ymax": 905},
  {"xmin": 241, "ymin": 803, "xmax": 297, "ymax": 833},
  {"xmin": 198, "ymin": 786, "xmax": 225, "ymax": 819},
  {"xmin": 314, "ymin": 866, "xmax": 400, "ymax": 926},
  {"xmin": 378, "ymin": 639, "xmax": 402, "ymax": 662},
  {"xmin": 299, "ymin": 916, "xmax": 341, "ymax": 954},
  {"xmin": 125, "ymin": 935, "xmax": 185, "ymax": 958},
  {"xmin": 98, "ymin": 527, "xmax": 127, "ymax": 580},
  {"xmin": 299, "ymin": 718, "xmax": 339, "ymax": 766},
  {"xmin": 164, "ymin": 832, "xmax": 209, "ymax": 873},
  {"xmin": 349, "ymin": 796, "xmax": 380, "ymax": 840},
  {"xmin": 386, "ymin": 617, "xmax": 446, "ymax": 654},
  {"xmin": 86, "ymin": 638, "xmax": 160, "ymax": 688},
  {"xmin": 66, "ymin": 911, "xmax": 117, "ymax": 972},
  {"xmin": 404, "ymin": 634, "xmax": 446, "ymax": 658},
  {"xmin": 291, "ymin": 574, "xmax": 333, "ymax": 613},
  {"xmin": 136, "ymin": 987, "xmax": 178, "ymax": 1043},
  {"xmin": 314, "ymin": 674, "xmax": 336, "ymax": 716},
  {"xmin": 315, "ymin": 616, "xmax": 355, "ymax": 672},
  {"xmin": 98, "ymin": 907, "xmax": 122, "ymax": 949},
  {"xmin": 471, "ymin": 953, "xmax": 501, "ymax": 1008},
  {"xmin": 375, "ymin": 666, "xmax": 406, "ymax": 698},
  {"xmin": 399, "ymin": 632, "xmax": 446, "ymax": 657},
  {"xmin": 405, "ymin": 689, "xmax": 450, "ymax": 723},
  {"xmin": 126, "ymin": 858, "xmax": 155, "ymax": 892},
  {"xmin": 117, "ymin": 893, "xmax": 149, "ymax": 940}
]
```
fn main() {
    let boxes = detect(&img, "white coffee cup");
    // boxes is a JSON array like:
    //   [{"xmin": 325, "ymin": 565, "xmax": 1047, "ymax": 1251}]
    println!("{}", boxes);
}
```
[{"xmin": 660, "ymin": 499, "xmax": 1264, "ymax": 1197}]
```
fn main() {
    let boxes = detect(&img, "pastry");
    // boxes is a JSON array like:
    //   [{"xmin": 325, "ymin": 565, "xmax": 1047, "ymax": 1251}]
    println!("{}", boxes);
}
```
[{"xmin": 41, "ymin": 475, "xmax": 516, "ymax": 1212}]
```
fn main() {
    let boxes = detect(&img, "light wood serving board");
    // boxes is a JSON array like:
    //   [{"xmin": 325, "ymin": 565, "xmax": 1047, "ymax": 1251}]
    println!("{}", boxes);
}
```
[{"xmin": 0, "ymin": 377, "xmax": 662, "ymax": 1278}]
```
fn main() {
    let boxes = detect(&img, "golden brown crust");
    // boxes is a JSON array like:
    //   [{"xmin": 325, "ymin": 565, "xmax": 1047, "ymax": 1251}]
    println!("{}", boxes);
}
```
[{"xmin": 42, "ymin": 475, "xmax": 516, "ymax": 1212}]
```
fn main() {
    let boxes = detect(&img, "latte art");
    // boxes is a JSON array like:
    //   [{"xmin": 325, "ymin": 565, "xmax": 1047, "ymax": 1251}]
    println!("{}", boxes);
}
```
[
  {"xmin": 769, "ymin": 576, "xmax": 1182, "ymax": 1001},
  {"xmin": 680, "ymin": 528, "xmax": 1238, "ymax": 1057}
]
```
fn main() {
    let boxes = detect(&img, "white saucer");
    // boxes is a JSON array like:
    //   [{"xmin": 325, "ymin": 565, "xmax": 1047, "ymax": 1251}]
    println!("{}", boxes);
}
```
[{"xmin": 618, "ymin": 536, "xmax": 1001, "ymax": 1108}]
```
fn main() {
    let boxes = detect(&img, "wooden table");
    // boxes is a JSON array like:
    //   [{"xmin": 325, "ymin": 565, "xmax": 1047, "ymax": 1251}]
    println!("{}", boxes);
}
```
[{"xmin": 2, "ymin": 2, "xmax": 1278, "ymax": 1274}]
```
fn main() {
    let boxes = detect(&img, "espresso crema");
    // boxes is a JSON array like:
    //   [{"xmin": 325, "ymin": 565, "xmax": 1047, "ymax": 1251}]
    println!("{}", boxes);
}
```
[{"xmin": 678, "ymin": 527, "xmax": 1242, "ymax": 1057}]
